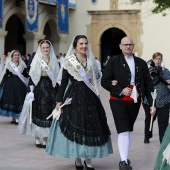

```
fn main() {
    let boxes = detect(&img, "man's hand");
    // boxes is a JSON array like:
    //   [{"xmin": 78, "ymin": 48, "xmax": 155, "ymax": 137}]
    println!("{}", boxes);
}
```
[
  {"xmin": 112, "ymin": 80, "xmax": 118, "ymax": 86},
  {"xmin": 150, "ymin": 107, "xmax": 156, "ymax": 116},
  {"xmin": 122, "ymin": 87, "xmax": 132, "ymax": 96}
]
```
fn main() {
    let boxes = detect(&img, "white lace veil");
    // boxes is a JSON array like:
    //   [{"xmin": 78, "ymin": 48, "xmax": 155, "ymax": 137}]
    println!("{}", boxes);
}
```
[
  {"xmin": 0, "ymin": 50, "xmax": 26, "ymax": 85},
  {"xmin": 57, "ymin": 35, "xmax": 102, "ymax": 95},
  {"xmin": 29, "ymin": 40, "xmax": 60, "ymax": 87}
]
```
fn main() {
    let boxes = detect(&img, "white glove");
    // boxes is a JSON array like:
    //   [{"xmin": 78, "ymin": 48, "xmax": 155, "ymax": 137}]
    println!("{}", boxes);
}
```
[
  {"xmin": 26, "ymin": 92, "xmax": 34, "ymax": 103},
  {"xmin": 46, "ymin": 98, "xmax": 72, "ymax": 120},
  {"xmin": 52, "ymin": 108, "xmax": 61, "ymax": 120}
]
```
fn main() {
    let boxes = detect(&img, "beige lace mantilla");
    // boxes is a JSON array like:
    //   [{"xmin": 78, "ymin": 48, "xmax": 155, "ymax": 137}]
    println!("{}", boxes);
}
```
[
  {"xmin": 63, "ymin": 58, "xmax": 93, "ymax": 82},
  {"xmin": 6, "ymin": 62, "xmax": 26, "ymax": 75},
  {"xmin": 58, "ymin": 54, "xmax": 101, "ymax": 96}
]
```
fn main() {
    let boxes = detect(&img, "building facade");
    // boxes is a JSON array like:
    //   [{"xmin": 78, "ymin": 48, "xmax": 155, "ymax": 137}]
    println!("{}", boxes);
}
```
[{"xmin": 0, "ymin": 0, "xmax": 170, "ymax": 68}]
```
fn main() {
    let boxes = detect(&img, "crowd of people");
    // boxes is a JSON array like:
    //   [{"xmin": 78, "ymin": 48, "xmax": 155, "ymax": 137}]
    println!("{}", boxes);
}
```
[{"xmin": 0, "ymin": 35, "xmax": 170, "ymax": 170}]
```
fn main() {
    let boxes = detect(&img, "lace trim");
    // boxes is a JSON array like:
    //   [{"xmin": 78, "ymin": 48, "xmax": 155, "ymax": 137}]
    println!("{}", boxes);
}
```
[
  {"xmin": 33, "ymin": 116, "xmax": 52, "ymax": 128},
  {"xmin": 62, "ymin": 58, "xmax": 93, "ymax": 82},
  {"xmin": 6, "ymin": 62, "xmax": 26, "ymax": 75},
  {"xmin": 61, "ymin": 55, "xmax": 101, "ymax": 95},
  {"xmin": 31, "ymin": 123, "xmax": 50, "ymax": 138},
  {"xmin": 59, "ymin": 117, "xmax": 111, "ymax": 147}
]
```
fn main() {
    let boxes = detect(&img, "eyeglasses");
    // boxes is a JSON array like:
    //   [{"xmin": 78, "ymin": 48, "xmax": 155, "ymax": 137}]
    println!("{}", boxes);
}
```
[{"xmin": 121, "ymin": 44, "xmax": 134, "ymax": 47}]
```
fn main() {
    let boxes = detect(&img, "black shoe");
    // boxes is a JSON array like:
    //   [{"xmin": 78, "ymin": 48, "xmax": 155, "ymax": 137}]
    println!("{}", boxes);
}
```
[
  {"xmin": 119, "ymin": 161, "xmax": 131, "ymax": 170},
  {"xmin": 127, "ymin": 159, "xmax": 132, "ymax": 170},
  {"xmin": 11, "ymin": 121, "xmax": 16, "ymax": 124},
  {"xmin": 41, "ymin": 145, "xmax": 46, "ymax": 149},
  {"xmin": 144, "ymin": 137, "xmax": 150, "ymax": 144},
  {"xmin": 15, "ymin": 122, "xmax": 19, "ymax": 125},
  {"xmin": 35, "ymin": 143, "xmax": 42, "ymax": 148},
  {"xmin": 75, "ymin": 161, "xmax": 84, "ymax": 170},
  {"xmin": 84, "ymin": 161, "xmax": 95, "ymax": 170}
]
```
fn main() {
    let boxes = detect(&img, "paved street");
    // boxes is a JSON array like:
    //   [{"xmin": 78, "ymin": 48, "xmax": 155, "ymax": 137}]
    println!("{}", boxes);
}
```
[{"xmin": 0, "ymin": 88, "xmax": 161, "ymax": 170}]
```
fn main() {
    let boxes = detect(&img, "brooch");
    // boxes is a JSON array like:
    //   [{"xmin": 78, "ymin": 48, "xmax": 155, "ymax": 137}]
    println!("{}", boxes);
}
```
[{"xmin": 76, "ymin": 65, "xmax": 81, "ymax": 70}]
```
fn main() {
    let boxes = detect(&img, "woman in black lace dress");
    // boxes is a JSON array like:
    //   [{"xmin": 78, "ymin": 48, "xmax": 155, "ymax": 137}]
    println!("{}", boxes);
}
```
[
  {"xmin": 46, "ymin": 35, "xmax": 113, "ymax": 170},
  {"xmin": 19, "ymin": 40, "xmax": 60, "ymax": 148},
  {"xmin": 0, "ymin": 50, "xmax": 28, "ymax": 124}
]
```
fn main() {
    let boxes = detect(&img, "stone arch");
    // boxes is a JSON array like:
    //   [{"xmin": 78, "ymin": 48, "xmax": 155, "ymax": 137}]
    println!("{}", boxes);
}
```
[
  {"xmin": 96, "ymin": 23, "xmax": 130, "ymax": 44},
  {"xmin": 100, "ymin": 27, "xmax": 126, "ymax": 68},
  {"xmin": 4, "ymin": 7, "xmax": 25, "ymax": 31},
  {"xmin": 39, "ymin": 14, "xmax": 56, "ymax": 35},
  {"xmin": 94, "ymin": 24, "xmax": 130, "ymax": 61},
  {"xmin": 5, "ymin": 12, "xmax": 26, "ymax": 54},
  {"xmin": 43, "ymin": 19, "xmax": 59, "ymax": 41},
  {"xmin": 40, "ymin": 14, "xmax": 59, "ymax": 53},
  {"xmin": 87, "ymin": 10, "xmax": 141, "ymax": 59}
]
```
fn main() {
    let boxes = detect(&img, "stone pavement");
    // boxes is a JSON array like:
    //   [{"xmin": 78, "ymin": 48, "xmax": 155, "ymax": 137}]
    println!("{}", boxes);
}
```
[{"xmin": 0, "ymin": 88, "xmax": 161, "ymax": 170}]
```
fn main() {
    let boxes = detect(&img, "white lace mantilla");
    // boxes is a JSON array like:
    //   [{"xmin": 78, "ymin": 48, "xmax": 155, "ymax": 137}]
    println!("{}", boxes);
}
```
[
  {"xmin": 29, "ymin": 43, "xmax": 60, "ymax": 88},
  {"xmin": 58, "ymin": 54, "xmax": 101, "ymax": 96},
  {"xmin": 6, "ymin": 62, "xmax": 26, "ymax": 75},
  {"xmin": 0, "ymin": 50, "xmax": 27, "ymax": 85},
  {"xmin": 57, "ymin": 37, "xmax": 102, "ymax": 96},
  {"xmin": 63, "ymin": 57, "xmax": 93, "ymax": 82}
]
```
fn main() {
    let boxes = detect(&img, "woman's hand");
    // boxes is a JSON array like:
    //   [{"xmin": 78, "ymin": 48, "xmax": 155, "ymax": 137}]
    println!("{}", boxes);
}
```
[
  {"xmin": 56, "ymin": 102, "xmax": 62, "ymax": 111},
  {"xmin": 112, "ymin": 80, "xmax": 118, "ymax": 86},
  {"xmin": 166, "ymin": 80, "xmax": 170, "ymax": 85}
]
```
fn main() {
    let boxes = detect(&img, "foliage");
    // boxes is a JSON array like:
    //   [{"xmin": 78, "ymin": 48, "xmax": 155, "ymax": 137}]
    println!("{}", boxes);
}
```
[
  {"xmin": 152, "ymin": 0, "xmax": 170, "ymax": 14},
  {"xmin": 131, "ymin": 0, "xmax": 170, "ymax": 14}
]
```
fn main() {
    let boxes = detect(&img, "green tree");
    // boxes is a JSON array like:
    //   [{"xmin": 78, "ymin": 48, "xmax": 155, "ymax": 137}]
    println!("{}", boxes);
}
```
[
  {"xmin": 152, "ymin": 0, "xmax": 170, "ymax": 14},
  {"xmin": 131, "ymin": 0, "xmax": 170, "ymax": 14}
]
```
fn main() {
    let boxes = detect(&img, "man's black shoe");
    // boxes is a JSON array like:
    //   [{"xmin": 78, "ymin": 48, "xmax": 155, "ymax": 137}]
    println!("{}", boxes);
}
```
[
  {"xmin": 127, "ymin": 159, "xmax": 132, "ymax": 169},
  {"xmin": 119, "ymin": 161, "xmax": 132, "ymax": 170}
]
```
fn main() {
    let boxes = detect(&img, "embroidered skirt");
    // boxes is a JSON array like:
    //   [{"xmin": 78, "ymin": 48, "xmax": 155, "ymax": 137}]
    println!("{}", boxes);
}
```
[
  {"xmin": 0, "ymin": 75, "xmax": 27, "ymax": 117},
  {"xmin": 19, "ymin": 77, "xmax": 58, "ymax": 138},
  {"xmin": 46, "ymin": 120, "xmax": 113, "ymax": 158},
  {"xmin": 46, "ymin": 82, "xmax": 113, "ymax": 158}
]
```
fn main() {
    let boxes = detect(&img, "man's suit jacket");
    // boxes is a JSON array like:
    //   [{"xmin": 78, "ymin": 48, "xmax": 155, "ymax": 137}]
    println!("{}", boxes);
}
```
[
  {"xmin": 26, "ymin": 52, "xmax": 36, "ymax": 74},
  {"xmin": 101, "ymin": 54, "xmax": 154, "ymax": 106}
]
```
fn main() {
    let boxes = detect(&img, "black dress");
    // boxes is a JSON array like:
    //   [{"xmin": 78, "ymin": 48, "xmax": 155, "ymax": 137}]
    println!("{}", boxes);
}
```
[
  {"xmin": 56, "ymin": 69, "xmax": 111, "ymax": 147},
  {"xmin": 28, "ymin": 76, "xmax": 58, "ymax": 129},
  {"xmin": 0, "ymin": 69, "xmax": 28, "ymax": 117}
]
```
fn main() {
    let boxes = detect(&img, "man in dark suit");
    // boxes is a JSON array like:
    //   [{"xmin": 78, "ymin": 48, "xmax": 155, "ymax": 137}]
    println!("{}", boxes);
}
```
[{"xmin": 101, "ymin": 37, "xmax": 156, "ymax": 170}]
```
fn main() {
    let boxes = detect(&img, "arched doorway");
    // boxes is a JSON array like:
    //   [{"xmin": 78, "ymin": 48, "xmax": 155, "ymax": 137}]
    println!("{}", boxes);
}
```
[
  {"xmin": 43, "ymin": 20, "xmax": 59, "ymax": 53},
  {"xmin": 5, "ymin": 15, "xmax": 26, "ymax": 55},
  {"xmin": 101, "ymin": 27, "xmax": 126, "ymax": 68},
  {"xmin": 43, "ymin": 22, "xmax": 52, "ymax": 42}
]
